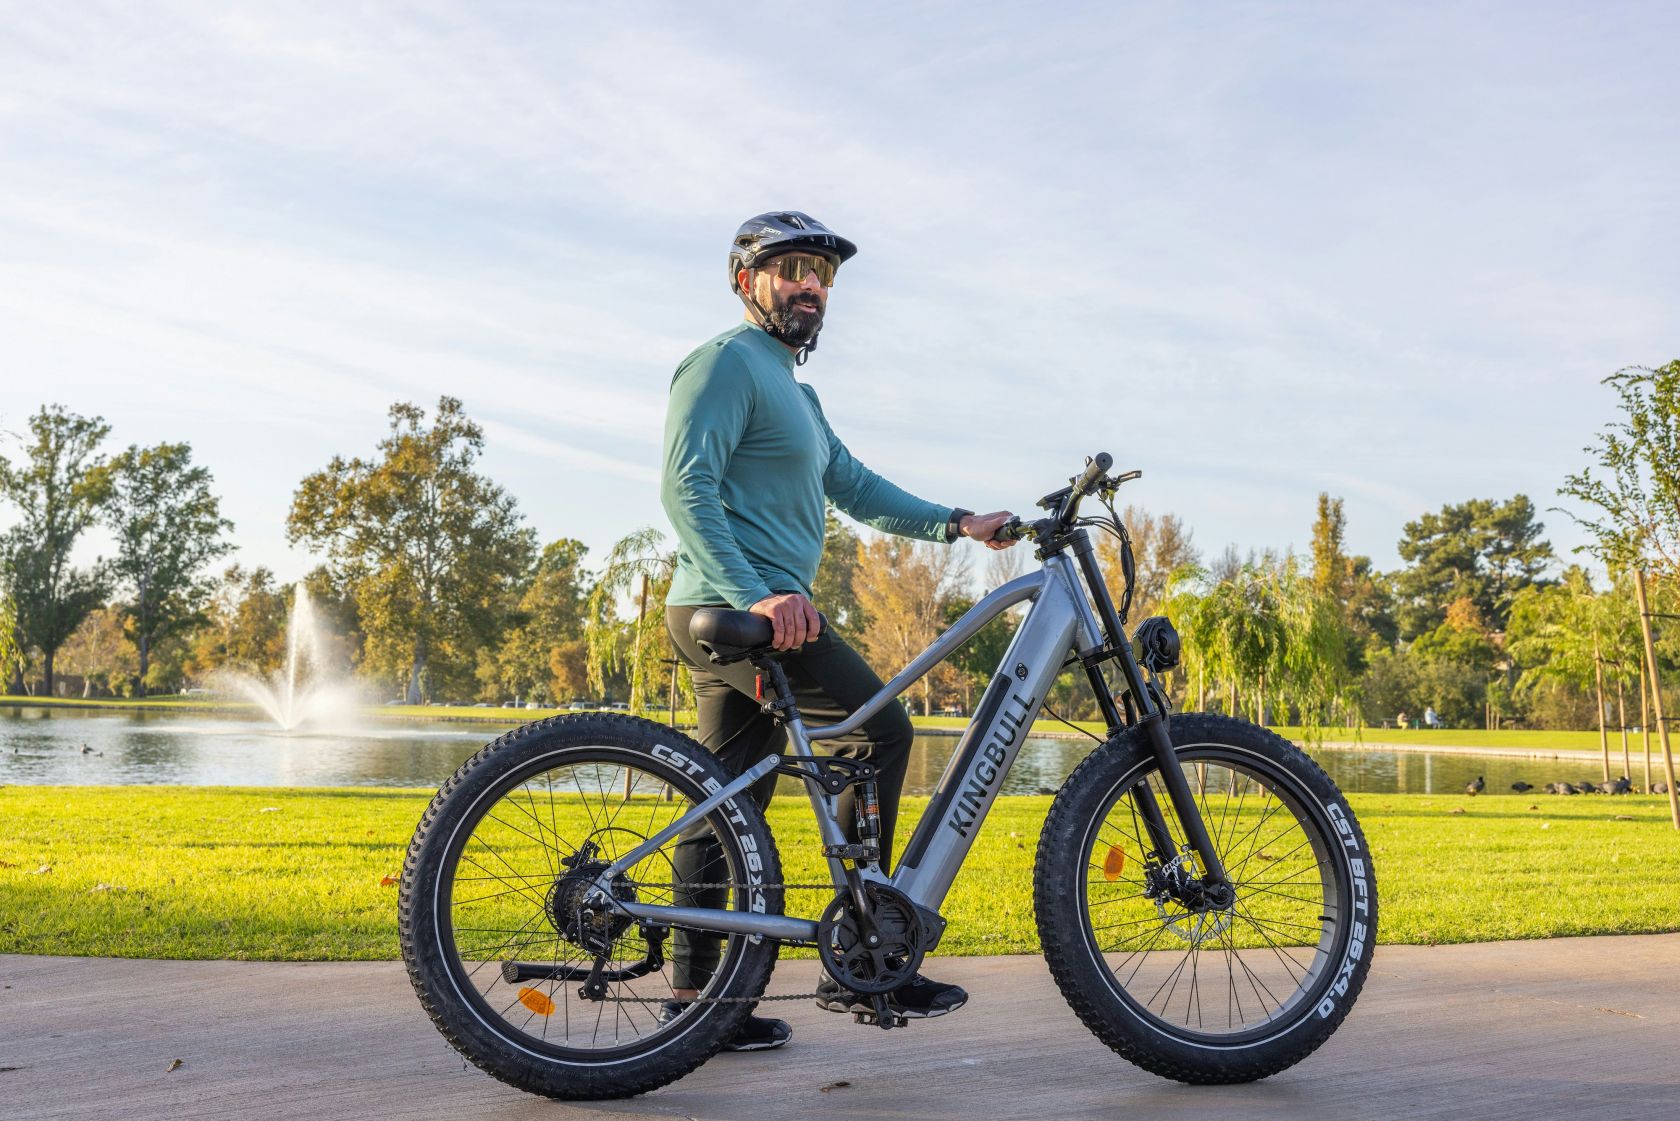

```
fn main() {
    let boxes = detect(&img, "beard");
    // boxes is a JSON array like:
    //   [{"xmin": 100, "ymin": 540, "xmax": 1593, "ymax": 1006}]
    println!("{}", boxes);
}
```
[{"xmin": 762, "ymin": 290, "xmax": 826, "ymax": 350}]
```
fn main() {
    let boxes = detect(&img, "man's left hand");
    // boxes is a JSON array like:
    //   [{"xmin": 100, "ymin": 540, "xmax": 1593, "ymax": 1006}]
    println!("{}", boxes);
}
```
[{"xmin": 959, "ymin": 510, "xmax": 1017, "ymax": 550}]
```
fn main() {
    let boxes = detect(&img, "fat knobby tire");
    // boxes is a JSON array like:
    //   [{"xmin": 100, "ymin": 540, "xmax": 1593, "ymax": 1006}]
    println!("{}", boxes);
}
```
[
  {"xmin": 1033, "ymin": 713, "xmax": 1377, "ymax": 1084},
  {"xmin": 398, "ymin": 713, "xmax": 783, "ymax": 1099}
]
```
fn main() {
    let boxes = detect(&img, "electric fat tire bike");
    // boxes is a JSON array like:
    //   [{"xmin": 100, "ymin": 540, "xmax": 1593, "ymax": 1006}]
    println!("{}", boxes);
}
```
[{"xmin": 399, "ymin": 453, "xmax": 1377, "ymax": 1099}]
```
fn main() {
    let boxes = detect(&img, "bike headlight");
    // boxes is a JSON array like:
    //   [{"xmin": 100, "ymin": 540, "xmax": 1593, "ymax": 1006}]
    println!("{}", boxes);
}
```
[{"xmin": 1133, "ymin": 616, "xmax": 1181, "ymax": 673}]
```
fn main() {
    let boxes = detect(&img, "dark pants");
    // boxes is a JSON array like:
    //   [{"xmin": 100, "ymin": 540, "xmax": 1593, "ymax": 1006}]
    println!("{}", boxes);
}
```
[{"xmin": 664, "ymin": 604, "xmax": 915, "ymax": 991}]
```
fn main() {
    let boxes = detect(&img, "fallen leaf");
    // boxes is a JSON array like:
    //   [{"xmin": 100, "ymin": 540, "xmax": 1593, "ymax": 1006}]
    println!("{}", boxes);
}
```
[
  {"xmin": 89, "ymin": 883, "xmax": 127, "ymax": 894},
  {"xmin": 379, "ymin": 874, "xmax": 398, "ymax": 887},
  {"xmin": 1614, "ymin": 815, "xmax": 1635, "ymax": 821},
  {"xmin": 1449, "ymin": 808, "xmax": 1465, "ymax": 815},
  {"xmin": 820, "ymin": 1080, "xmax": 851, "ymax": 1093},
  {"xmin": 26, "ymin": 865, "xmax": 50, "ymax": 875},
  {"xmin": 1540, "ymin": 822, "xmax": 1550, "ymax": 829},
  {"xmin": 166, "ymin": 1059, "xmax": 183, "ymax": 1073},
  {"xmin": 1528, "ymin": 805, "xmax": 1539, "ymax": 811},
  {"xmin": 258, "ymin": 807, "xmax": 279, "ymax": 814}
]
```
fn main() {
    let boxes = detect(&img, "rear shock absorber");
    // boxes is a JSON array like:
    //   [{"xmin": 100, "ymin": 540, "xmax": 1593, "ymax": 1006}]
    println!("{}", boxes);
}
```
[{"xmin": 856, "ymin": 780, "xmax": 882, "ymax": 866}]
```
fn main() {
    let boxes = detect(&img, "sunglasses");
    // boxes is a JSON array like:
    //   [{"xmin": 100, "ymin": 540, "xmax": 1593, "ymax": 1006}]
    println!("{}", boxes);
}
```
[{"xmin": 766, "ymin": 253, "xmax": 837, "ymax": 287}]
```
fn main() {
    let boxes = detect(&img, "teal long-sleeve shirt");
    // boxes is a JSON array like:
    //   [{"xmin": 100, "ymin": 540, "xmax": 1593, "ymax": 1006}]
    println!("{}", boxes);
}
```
[{"xmin": 662, "ymin": 323, "xmax": 956, "ymax": 610}]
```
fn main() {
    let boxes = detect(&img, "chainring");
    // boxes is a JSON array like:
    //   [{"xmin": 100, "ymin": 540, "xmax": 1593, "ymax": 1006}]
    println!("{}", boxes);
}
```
[{"xmin": 816, "ymin": 883, "xmax": 926, "ymax": 995}]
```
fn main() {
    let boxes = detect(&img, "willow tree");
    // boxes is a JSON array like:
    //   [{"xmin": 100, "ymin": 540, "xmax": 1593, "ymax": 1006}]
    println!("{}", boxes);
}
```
[
  {"xmin": 1170, "ymin": 555, "xmax": 1349, "ymax": 736},
  {"xmin": 583, "ymin": 527, "xmax": 688, "ymax": 716}
]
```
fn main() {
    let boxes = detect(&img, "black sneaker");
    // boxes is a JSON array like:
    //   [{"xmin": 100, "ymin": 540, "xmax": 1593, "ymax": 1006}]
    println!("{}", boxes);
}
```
[
  {"xmin": 815, "ymin": 974, "xmax": 968, "ymax": 1019},
  {"xmin": 659, "ymin": 1000, "xmax": 792, "ymax": 1052}
]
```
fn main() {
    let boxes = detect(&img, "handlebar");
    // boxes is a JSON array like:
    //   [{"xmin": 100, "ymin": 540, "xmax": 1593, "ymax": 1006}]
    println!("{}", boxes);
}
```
[
  {"xmin": 1073, "ymin": 452, "xmax": 1113, "ymax": 497},
  {"xmin": 991, "ymin": 452, "xmax": 1137, "ymax": 544}
]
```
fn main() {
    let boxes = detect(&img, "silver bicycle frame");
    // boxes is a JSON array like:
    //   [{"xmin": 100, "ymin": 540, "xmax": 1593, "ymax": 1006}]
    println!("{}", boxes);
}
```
[{"xmin": 600, "ymin": 552, "xmax": 1106, "ymax": 943}]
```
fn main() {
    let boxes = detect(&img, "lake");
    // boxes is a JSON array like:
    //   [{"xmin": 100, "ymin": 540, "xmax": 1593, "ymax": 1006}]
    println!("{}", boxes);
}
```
[{"xmin": 0, "ymin": 705, "xmax": 1632, "ymax": 797}]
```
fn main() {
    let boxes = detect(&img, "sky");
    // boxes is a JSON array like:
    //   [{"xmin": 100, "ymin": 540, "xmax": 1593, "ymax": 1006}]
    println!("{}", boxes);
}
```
[{"xmin": 2, "ymin": 1, "xmax": 1675, "ymax": 587}]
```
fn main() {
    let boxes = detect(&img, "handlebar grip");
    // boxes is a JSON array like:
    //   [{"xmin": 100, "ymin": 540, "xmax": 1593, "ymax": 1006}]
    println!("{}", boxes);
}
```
[{"xmin": 1074, "ymin": 452, "xmax": 1113, "ymax": 496}]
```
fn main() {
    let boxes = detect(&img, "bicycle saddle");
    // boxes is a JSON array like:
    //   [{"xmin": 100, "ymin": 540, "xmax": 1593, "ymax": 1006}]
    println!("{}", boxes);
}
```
[{"xmin": 688, "ymin": 608, "xmax": 828, "ymax": 665}]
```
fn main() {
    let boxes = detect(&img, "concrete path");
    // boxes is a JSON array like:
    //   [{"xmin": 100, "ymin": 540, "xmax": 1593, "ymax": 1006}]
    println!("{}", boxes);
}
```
[{"xmin": 4, "ymin": 935, "xmax": 1678, "ymax": 1121}]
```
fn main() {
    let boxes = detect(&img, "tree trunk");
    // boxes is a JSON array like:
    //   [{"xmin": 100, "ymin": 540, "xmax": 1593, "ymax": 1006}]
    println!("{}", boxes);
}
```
[
  {"xmin": 136, "ymin": 632, "xmax": 151, "ymax": 699},
  {"xmin": 1593, "ymin": 644, "xmax": 1610, "ymax": 784},
  {"xmin": 1617, "ymin": 676, "xmax": 1630, "ymax": 779},
  {"xmin": 43, "ymin": 648, "xmax": 55, "ymax": 697},
  {"xmin": 1633, "ymin": 570, "xmax": 1679, "ymax": 829},
  {"xmin": 631, "ymin": 574, "xmax": 650, "ymax": 715},
  {"xmin": 1641, "ymin": 644, "xmax": 1653, "ymax": 792},
  {"xmin": 407, "ymin": 652, "xmax": 425, "ymax": 705}
]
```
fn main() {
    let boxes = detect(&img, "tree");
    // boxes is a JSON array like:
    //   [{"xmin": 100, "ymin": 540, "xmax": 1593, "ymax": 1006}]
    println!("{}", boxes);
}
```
[
  {"xmin": 103, "ymin": 442, "xmax": 234, "ymax": 696},
  {"xmin": 1561, "ymin": 361, "xmax": 1680, "ymax": 576},
  {"xmin": 583, "ymin": 528, "xmax": 682, "ymax": 714},
  {"xmin": 287, "ymin": 398, "xmax": 535, "ymax": 703},
  {"xmin": 854, "ymin": 534, "xmax": 967, "ymax": 715},
  {"xmin": 1409, "ymin": 598, "xmax": 1503, "ymax": 731},
  {"xmin": 57, "ymin": 608, "xmax": 137, "ymax": 697},
  {"xmin": 1171, "ymin": 555, "xmax": 1348, "ymax": 732},
  {"xmin": 1343, "ymin": 556, "xmax": 1398, "ymax": 670},
  {"xmin": 1392, "ymin": 495, "xmax": 1553, "ymax": 639},
  {"xmin": 0, "ymin": 592, "xmax": 18, "ymax": 685},
  {"xmin": 813, "ymin": 507, "xmax": 865, "ymax": 630},
  {"xmin": 187, "ymin": 564, "xmax": 290, "ymax": 678},
  {"xmin": 484, "ymin": 538, "xmax": 591, "ymax": 704},
  {"xmin": 0, "ymin": 405, "xmax": 112, "ymax": 695},
  {"xmin": 1095, "ymin": 505, "xmax": 1199, "ymax": 624},
  {"xmin": 1310, "ymin": 493, "xmax": 1350, "ymax": 605}
]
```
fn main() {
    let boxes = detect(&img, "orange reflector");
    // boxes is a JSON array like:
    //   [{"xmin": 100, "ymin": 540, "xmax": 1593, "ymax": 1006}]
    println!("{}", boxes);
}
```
[
  {"xmin": 1103, "ymin": 845, "xmax": 1127, "ymax": 880},
  {"xmin": 517, "ymin": 987, "xmax": 556, "ymax": 1016}
]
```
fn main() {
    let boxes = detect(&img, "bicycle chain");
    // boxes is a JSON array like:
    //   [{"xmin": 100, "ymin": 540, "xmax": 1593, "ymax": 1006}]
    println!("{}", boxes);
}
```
[{"xmin": 624, "ymin": 880, "xmax": 835, "ymax": 891}]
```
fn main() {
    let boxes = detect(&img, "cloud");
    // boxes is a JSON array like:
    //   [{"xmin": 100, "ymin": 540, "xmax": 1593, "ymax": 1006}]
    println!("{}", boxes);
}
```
[{"xmin": 2, "ymin": 1, "xmax": 1673, "ymax": 580}]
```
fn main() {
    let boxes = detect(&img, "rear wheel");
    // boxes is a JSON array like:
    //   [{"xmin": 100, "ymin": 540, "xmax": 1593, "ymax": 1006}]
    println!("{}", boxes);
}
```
[
  {"xmin": 1034, "ymin": 714, "xmax": 1376, "ymax": 1083},
  {"xmin": 399, "ymin": 714, "xmax": 782, "ymax": 1099}
]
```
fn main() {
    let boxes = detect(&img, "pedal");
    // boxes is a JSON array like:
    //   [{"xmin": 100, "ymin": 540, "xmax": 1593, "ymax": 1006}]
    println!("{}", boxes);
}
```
[{"xmin": 852, "ymin": 995, "xmax": 907, "ymax": 1030}]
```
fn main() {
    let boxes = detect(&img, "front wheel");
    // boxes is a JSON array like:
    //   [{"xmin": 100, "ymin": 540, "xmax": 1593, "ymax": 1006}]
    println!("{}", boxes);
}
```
[{"xmin": 1034, "ymin": 713, "xmax": 1376, "ymax": 1083}]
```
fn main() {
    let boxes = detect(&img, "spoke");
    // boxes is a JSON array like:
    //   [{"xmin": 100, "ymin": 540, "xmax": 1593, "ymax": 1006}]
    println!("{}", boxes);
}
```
[
  {"xmin": 454, "ymin": 851, "xmax": 550, "ymax": 909},
  {"xmin": 1234, "ymin": 905, "xmax": 1314, "ymax": 986},
  {"xmin": 460, "ymin": 839, "xmax": 551, "ymax": 909}
]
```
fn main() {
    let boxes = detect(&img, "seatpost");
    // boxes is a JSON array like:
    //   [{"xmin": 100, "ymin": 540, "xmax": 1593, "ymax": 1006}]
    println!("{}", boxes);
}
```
[{"xmin": 753, "ymin": 658, "xmax": 800, "ymax": 724}]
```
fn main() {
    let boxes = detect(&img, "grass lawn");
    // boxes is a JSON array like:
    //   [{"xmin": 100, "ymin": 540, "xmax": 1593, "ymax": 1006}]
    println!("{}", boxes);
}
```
[{"xmin": 2, "ymin": 785, "xmax": 1676, "ymax": 961}]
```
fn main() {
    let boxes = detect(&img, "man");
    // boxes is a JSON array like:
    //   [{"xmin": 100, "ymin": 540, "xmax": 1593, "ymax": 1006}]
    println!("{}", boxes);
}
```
[{"xmin": 660, "ymin": 211, "xmax": 1015, "ymax": 1051}]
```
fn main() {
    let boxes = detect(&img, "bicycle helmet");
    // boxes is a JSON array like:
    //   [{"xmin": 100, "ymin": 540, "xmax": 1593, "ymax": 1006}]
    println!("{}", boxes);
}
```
[{"xmin": 726, "ymin": 211, "xmax": 857, "ymax": 292}]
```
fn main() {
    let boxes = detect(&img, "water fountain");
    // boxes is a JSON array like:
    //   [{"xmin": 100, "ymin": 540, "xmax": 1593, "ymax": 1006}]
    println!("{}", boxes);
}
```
[{"xmin": 218, "ymin": 585, "xmax": 365, "ymax": 731}]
